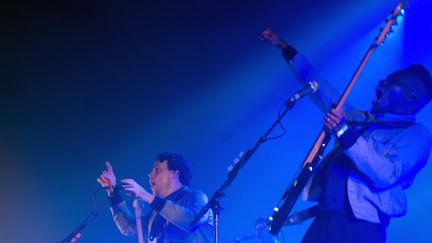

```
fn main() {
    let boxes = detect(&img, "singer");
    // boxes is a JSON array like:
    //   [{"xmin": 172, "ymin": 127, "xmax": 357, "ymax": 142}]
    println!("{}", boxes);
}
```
[
  {"xmin": 97, "ymin": 152, "xmax": 214, "ymax": 242},
  {"xmin": 260, "ymin": 28, "xmax": 432, "ymax": 243}
]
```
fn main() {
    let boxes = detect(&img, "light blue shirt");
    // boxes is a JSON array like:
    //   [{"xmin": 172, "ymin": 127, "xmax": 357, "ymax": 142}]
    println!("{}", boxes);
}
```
[{"xmin": 287, "ymin": 53, "xmax": 432, "ymax": 223}]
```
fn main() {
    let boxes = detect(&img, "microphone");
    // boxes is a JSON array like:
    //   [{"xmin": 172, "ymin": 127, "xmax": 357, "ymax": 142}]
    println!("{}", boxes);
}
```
[
  {"xmin": 286, "ymin": 81, "xmax": 318, "ymax": 104},
  {"xmin": 103, "ymin": 183, "xmax": 132, "ymax": 191},
  {"xmin": 104, "ymin": 185, "xmax": 146, "ymax": 203},
  {"xmin": 103, "ymin": 184, "xmax": 126, "ymax": 191}
]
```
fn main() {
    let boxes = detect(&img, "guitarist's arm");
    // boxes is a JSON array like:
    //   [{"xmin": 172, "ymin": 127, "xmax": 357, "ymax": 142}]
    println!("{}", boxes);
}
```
[{"xmin": 260, "ymin": 28, "xmax": 366, "ymax": 122}]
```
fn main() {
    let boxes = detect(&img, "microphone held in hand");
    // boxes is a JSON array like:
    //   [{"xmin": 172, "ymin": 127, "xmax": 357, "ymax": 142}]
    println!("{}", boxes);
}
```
[
  {"xmin": 286, "ymin": 81, "xmax": 319, "ymax": 105},
  {"xmin": 104, "ymin": 184, "xmax": 125, "ymax": 191},
  {"xmin": 104, "ymin": 183, "xmax": 147, "ymax": 199},
  {"xmin": 104, "ymin": 184, "xmax": 136, "ymax": 199}
]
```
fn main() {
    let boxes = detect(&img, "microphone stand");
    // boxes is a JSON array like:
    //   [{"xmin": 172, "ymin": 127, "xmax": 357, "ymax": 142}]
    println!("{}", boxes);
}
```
[
  {"xmin": 58, "ymin": 197, "xmax": 109, "ymax": 243},
  {"xmin": 191, "ymin": 98, "xmax": 299, "ymax": 243}
]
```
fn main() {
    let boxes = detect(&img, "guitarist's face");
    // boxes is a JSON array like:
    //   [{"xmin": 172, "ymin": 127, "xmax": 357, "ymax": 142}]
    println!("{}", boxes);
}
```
[
  {"xmin": 371, "ymin": 75, "xmax": 403, "ymax": 115},
  {"xmin": 371, "ymin": 70, "xmax": 429, "ymax": 115}
]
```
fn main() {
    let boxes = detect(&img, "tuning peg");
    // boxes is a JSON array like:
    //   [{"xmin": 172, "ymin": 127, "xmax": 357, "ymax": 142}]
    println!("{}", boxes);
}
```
[
  {"xmin": 238, "ymin": 151, "xmax": 244, "ymax": 158},
  {"xmin": 395, "ymin": 13, "xmax": 404, "ymax": 24}
]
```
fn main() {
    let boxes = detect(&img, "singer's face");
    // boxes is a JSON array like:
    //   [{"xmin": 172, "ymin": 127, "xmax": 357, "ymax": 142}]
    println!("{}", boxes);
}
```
[
  {"xmin": 371, "ymin": 76, "xmax": 402, "ymax": 115},
  {"xmin": 148, "ymin": 160, "xmax": 176, "ymax": 197},
  {"xmin": 371, "ymin": 71, "xmax": 413, "ymax": 115},
  {"xmin": 370, "ymin": 67, "xmax": 432, "ymax": 116}
]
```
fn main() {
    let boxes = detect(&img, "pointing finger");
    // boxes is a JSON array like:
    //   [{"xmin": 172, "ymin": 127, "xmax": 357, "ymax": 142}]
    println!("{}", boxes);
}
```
[{"xmin": 106, "ymin": 161, "xmax": 113, "ymax": 172}]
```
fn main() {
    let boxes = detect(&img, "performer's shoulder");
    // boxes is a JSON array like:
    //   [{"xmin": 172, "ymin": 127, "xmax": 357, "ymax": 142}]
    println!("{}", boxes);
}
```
[
  {"xmin": 185, "ymin": 187, "xmax": 209, "ymax": 201},
  {"xmin": 408, "ymin": 122, "xmax": 432, "ymax": 140}
]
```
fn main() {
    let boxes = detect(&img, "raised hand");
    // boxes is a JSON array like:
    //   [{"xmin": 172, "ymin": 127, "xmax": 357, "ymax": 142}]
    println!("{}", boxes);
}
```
[
  {"xmin": 259, "ymin": 28, "xmax": 287, "ymax": 49},
  {"xmin": 97, "ymin": 161, "xmax": 117, "ymax": 192},
  {"xmin": 121, "ymin": 179, "xmax": 154, "ymax": 204}
]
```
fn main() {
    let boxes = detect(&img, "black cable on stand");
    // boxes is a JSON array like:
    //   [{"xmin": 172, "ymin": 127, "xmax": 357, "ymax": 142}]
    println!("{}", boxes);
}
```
[{"xmin": 58, "ymin": 189, "xmax": 110, "ymax": 243}]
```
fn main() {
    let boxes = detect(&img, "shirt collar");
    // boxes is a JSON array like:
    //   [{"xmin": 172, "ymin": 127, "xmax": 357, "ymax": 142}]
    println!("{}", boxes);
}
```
[{"xmin": 165, "ymin": 186, "xmax": 187, "ymax": 200}]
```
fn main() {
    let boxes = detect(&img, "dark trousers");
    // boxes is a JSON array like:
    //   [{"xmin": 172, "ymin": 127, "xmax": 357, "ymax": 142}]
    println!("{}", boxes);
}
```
[{"xmin": 301, "ymin": 210, "xmax": 387, "ymax": 243}]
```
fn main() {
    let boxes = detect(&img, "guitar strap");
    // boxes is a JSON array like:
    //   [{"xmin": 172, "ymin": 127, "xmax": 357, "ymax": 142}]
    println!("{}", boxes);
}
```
[{"xmin": 292, "ymin": 118, "xmax": 415, "ymax": 225}]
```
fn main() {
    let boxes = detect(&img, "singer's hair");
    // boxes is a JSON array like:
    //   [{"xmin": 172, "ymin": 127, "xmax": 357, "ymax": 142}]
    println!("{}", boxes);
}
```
[{"xmin": 155, "ymin": 152, "xmax": 192, "ymax": 186}]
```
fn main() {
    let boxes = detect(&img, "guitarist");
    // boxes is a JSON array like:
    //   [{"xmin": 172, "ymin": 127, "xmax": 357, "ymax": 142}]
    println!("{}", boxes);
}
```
[{"xmin": 260, "ymin": 28, "xmax": 432, "ymax": 243}]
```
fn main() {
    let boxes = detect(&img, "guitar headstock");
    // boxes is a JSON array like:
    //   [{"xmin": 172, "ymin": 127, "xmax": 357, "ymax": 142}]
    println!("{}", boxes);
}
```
[{"xmin": 374, "ymin": 2, "xmax": 405, "ymax": 47}]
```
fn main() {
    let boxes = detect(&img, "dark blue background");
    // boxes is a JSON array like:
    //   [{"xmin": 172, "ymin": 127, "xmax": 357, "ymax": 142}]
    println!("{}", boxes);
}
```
[{"xmin": 1, "ymin": 0, "xmax": 431, "ymax": 242}]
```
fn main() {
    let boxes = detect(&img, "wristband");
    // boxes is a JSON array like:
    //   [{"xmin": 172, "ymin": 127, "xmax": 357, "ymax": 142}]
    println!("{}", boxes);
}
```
[
  {"xmin": 337, "ymin": 126, "xmax": 358, "ymax": 150},
  {"xmin": 282, "ymin": 45, "xmax": 298, "ymax": 62},
  {"xmin": 109, "ymin": 187, "xmax": 124, "ymax": 206},
  {"xmin": 336, "ymin": 124, "xmax": 349, "ymax": 138}
]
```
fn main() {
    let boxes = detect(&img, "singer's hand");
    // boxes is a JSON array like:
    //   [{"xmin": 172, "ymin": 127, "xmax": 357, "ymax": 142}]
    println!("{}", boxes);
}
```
[
  {"xmin": 121, "ymin": 179, "xmax": 154, "ymax": 204},
  {"xmin": 324, "ymin": 108, "xmax": 345, "ymax": 133},
  {"xmin": 97, "ymin": 161, "xmax": 117, "ymax": 193},
  {"xmin": 259, "ymin": 28, "xmax": 287, "ymax": 49}
]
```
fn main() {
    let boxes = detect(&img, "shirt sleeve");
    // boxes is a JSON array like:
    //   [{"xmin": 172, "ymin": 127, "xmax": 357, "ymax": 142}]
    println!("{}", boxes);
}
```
[
  {"xmin": 158, "ymin": 191, "xmax": 212, "ymax": 232},
  {"xmin": 110, "ymin": 200, "xmax": 149, "ymax": 237},
  {"xmin": 286, "ymin": 49, "xmax": 356, "ymax": 114},
  {"xmin": 344, "ymin": 124, "xmax": 432, "ymax": 189}
]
